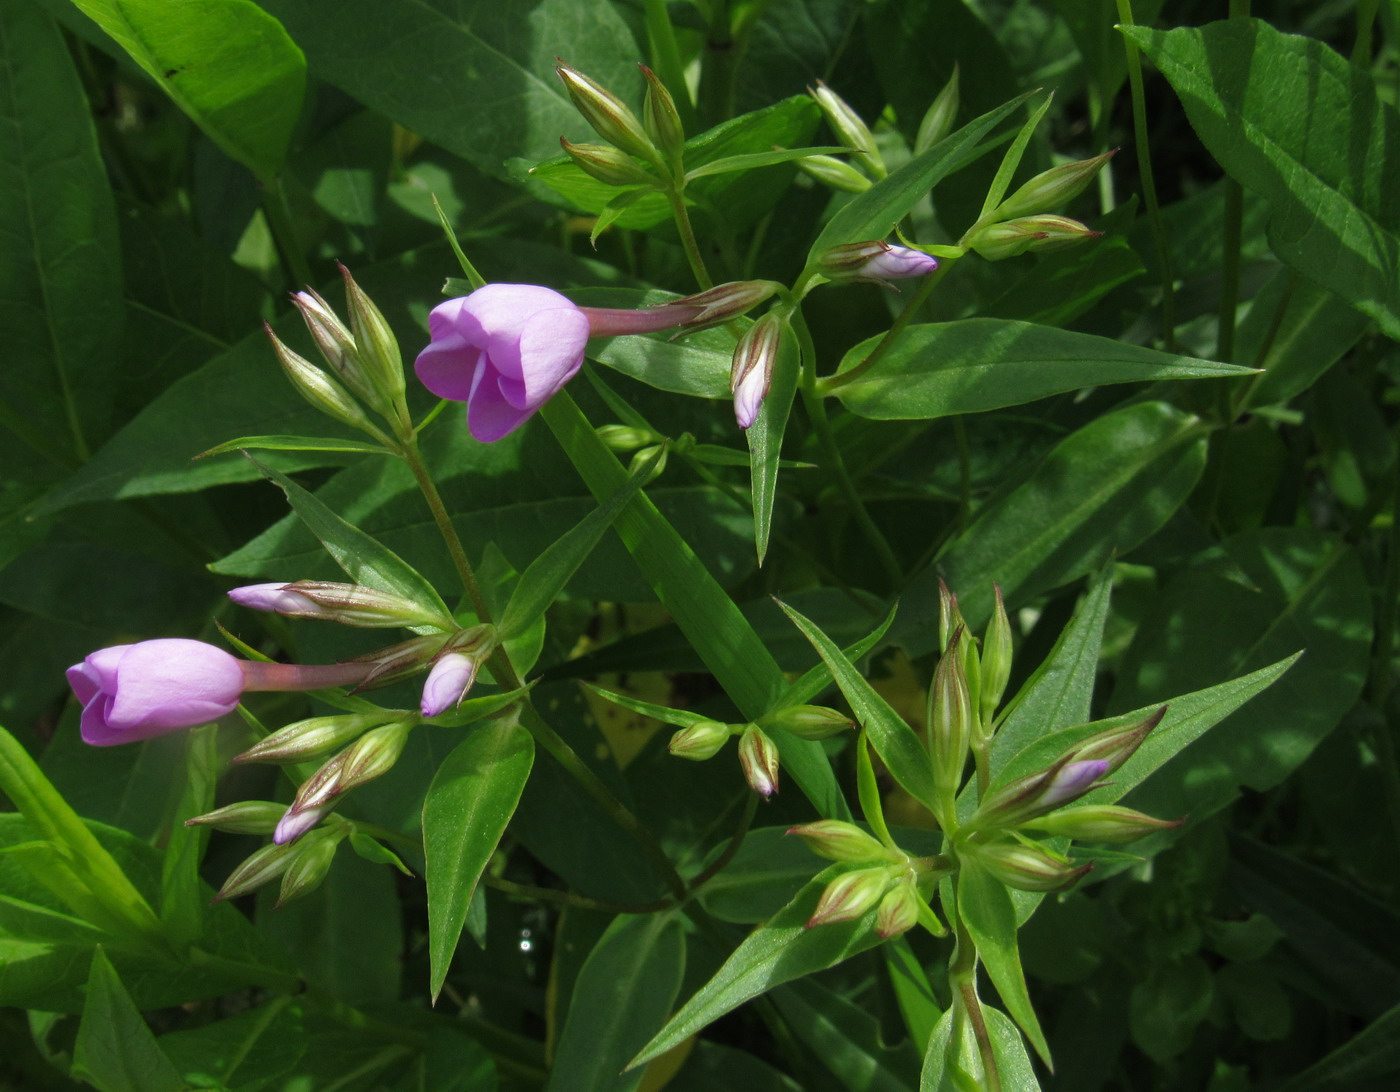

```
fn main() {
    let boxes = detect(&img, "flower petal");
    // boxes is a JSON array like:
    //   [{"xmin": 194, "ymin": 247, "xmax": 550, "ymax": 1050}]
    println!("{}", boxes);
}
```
[
  {"xmin": 516, "ymin": 306, "xmax": 590, "ymax": 405},
  {"xmin": 414, "ymin": 331, "xmax": 482, "ymax": 401}
]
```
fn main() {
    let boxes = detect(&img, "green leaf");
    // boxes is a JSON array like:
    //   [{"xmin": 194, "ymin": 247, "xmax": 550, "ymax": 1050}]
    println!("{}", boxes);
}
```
[
  {"xmin": 582, "ymin": 683, "xmax": 719, "ymax": 731},
  {"xmin": 898, "ymin": 401, "xmax": 1208, "ymax": 655},
  {"xmin": 246, "ymin": 455, "xmax": 454, "ymax": 626},
  {"xmin": 199, "ymin": 434, "xmax": 394, "ymax": 457},
  {"xmin": 747, "ymin": 317, "xmax": 800, "ymax": 564},
  {"xmin": 0, "ymin": 0, "xmax": 122, "ymax": 467},
  {"xmin": 771, "ymin": 979, "xmax": 919, "ymax": 1091},
  {"xmin": 832, "ymin": 320, "xmax": 1249, "ymax": 420},
  {"xmin": 804, "ymin": 93, "xmax": 1031, "ymax": 273},
  {"xmin": 774, "ymin": 600, "xmax": 898, "ymax": 712},
  {"xmin": 684, "ymin": 145, "xmax": 850, "ymax": 181},
  {"xmin": 983, "ymin": 1006, "xmax": 1041, "ymax": 1090},
  {"xmin": 423, "ymin": 719, "xmax": 534, "ymax": 1001},
  {"xmin": 158, "ymin": 725, "xmax": 217, "ymax": 950},
  {"xmin": 548, "ymin": 913, "xmax": 686, "ymax": 1092},
  {"xmin": 1124, "ymin": 20, "xmax": 1400, "ymax": 338},
  {"xmin": 158, "ymin": 999, "xmax": 308, "ymax": 1091},
  {"xmin": 776, "ymin": 599, "xmax": 938, "ymax": 811},
  {"xmin": 499, "ymin": 451, "xmax": 656, "ymax": 640},
  {"xmin": 631, "ymin": 864, "xmax": 885, "ymax": 1067},
  {"xmin": 884, "ymin": 940, "xmax": 941, "ymax": 1055},
  {"xmin": 72, "ymin": 950, "xmax": 186, "ymax": 1092},
  {"xmin": 69, "ymin": 0, "xmax": 304, "ymax": 182},
  {"xmin": 957, "ymin": 863, "xmax": 1050, "ymax": 1066}
]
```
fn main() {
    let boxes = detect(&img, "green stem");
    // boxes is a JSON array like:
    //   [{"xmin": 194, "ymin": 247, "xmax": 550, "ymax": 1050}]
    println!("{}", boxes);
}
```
[
  {"xmin": 949, "ymin": 915, "xmax": 1000, "ymax": 1092},
  {"xmin": 1117, "ymin": 0, "xmax": 1177, "ymax": 351},
  {"xmin": 818, "ymin": 261, "xmax": 955, "ymax": 392},
  {"xmin": 685, "ymin": 791, "xmax": 759, "ymax": 894},
  {"xmin": 484, "ymin": 873, "xmax": 672, "ymax": 914},
  {"xmin": 1353, "ymin": 0, "xmax": 1381, "ymax": 65},
  {"xmin": 953, "ymin": 415, "xmax": 972, "ymax": 533},
  {"xmin": 261, "ymin": 178, "xmax": 314, "ymax": 289},
  {"xmin": 666, "ymin": 187, "xmax": 714, "ymax": 290},
  {"xmin": 793, "ymin": 310, "xmax": 903, "ymax": 588},
  {"xmin": 398, "ymin": 434, "xmax": 491, "ymax": 623}
]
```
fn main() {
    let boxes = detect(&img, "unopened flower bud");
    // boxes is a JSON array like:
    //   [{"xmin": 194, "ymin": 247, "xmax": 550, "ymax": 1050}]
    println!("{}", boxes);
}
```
[
  {"xmin": 265, "ymin": 324, "xmax": 377, "ymax": 434},
  {"xmin": 969, "ymin": 757, "xmax": 1109, "ymax": 831},
  {"xmin": 787, "ymin": 820, "xmax": 894, "ymax": 864},
  {"xmin": 760, "ymin": 704, "xmax": 855, "ymax": 740},
  {"xmin": 340, "ymin": 718, "xmax": 414, "ymax": 788},
  {"xmin": 214, "ymin": 841, "xmax": 297, "ymax": 901},
  {"xmin": 992, "ymin": 151, "xmax": 1115, "ymax": 221},
  {"xmin": 855, "ymin": 245, "xmax": 938, "ymax": 286},
  {"xmin": 1026, "ymin": 805, "xmax": 1183, "ymax": 844},
  {"xmin": 1063, "ymin": 707, "xmax": 1166, "ymax": 775},
  {"xmin": 966, "ymin": 839, "xmax": 1092, "ymax": 892},
  {"xmin": 559, "ymin": 137, "xmax": 657, "ymax": 187},
  {"xmin": 556, "ymin": 61, "xmax": 662, "ymax": 168},
  {"xmin": 875, "ymin": 877, "xmax": 921, "ymax": 938},
  {"xmin": 806, "ymin": 866, "xmax": 893, "ymax": 928},
  {"xmin": 292, "ymin": 289, "xmax": 369, "ymax": 398},
  {"xmin": 738, "ymin": 724, "xmax": 781, "ymax": 798},
  {"xmin": 659, "ymin": 280, "xmax": 782, "ymax": 327},
  {"xmin": 937, "ymin": 579, "xmax": 966, "ymax": 656},
  {"xmin": 234, "ymin": 712, "xmax": 394, "ymax": 765},
  {"xmin": 668, "ymin": 720, "xmax": 733, "ymax": 761},
  {"xmin": 979, "ymin": 585, "xmax": 1013, "ymax": 729},
  {"xmin": 596, "ymin": 424, "xmax": 662, "ymax": 451},
  {"xmin": 627, "ymin": 444, "xmax": 668, "ymax": 483},
  {"xmin": 818, "ymin": 239, "xmax": 894, "ymax": 276},
  {"xmin": 185, "ymin": 800, "xmax": 284, "ymax": 834},
  {"xmin": 229, "ymin": 580, "xmax": 450, "ymax": 629},
  {"xmin": 345, "ymin": 633, "xmax": 453, "ymax": 688},
  {"xmin": 274, "ymin": 802, "xmax": 333, "ymax": 845},
  {"xmin": 639, "ymin": 63, "xmax": 685, "ymax": 167},
  {"xmin": 930, "ymin": 628, "xmax": 973, "ymax": 797},
  {"xmin": 809, "ymin": 81, "xmax": 884, "ymax": 177},
  {"xmin": 421, "ymin": 651, "xmax": 482, "ymax": 717},
  {"xmin": 731, "ymin": 312, "xmax": 785, "ymax": 430},
  {"xmin": 968, "ymin": 215, "xmax": 1102, "ymax": 260},
  {"xmin": 340, "ymin": 264, "xmax": 407, "ymax": 416},
  {"xmin": 915, "ymin": 66, "xmax": 960, "ymax": 155},
  {"xmin": 277, "ymin": 719, "xmax": 415, "ymax": 844},
  {"xmin": 276, "ymin": 829, "xmax": 342, "ymax": 906},
  {"xmin": 796, "ymin": 154, "xmax": 872, "ymax": 193}
]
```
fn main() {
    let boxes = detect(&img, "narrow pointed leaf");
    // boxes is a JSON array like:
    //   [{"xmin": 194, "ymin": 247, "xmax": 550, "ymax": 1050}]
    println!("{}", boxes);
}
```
[
  {"xmin": 73, "ymin": 950, "xmax": 186, "ymax": 1092},
  {"xmin": 747, "ymin": 319, "xmax": 799, "ymax": 564},
  {"xmin": 199, "ymin": 434, "xmax": 393, "ymax": 458}
]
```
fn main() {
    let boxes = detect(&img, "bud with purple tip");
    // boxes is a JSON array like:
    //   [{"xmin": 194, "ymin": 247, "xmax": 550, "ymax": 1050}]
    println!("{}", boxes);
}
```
[
  {"xmin": 968, "ymin": 756, "xmax": 1111, "ymax": 832},
  {"xmin": 730, "ymin": 311, "xmax": 786, "ymax": 429},
  {"xmin": 806, "ymin": 865, "xmax": 894, "ymax": 928},
  {"xmin": 229, "ymin": 580, "xmax": 451, "ymax": 630},
  {"xmin": 964, "ymin": 839, "xmax": 1092, "ymax": 893},
  {"xmin": 738, "ymin": 724, "xmax": 781, "ymax": 798}
]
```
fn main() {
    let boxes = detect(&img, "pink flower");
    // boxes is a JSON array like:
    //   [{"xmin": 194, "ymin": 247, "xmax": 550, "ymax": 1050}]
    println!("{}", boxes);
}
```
[
  {"xmin": 414, "ymin": 284, "xmax": 592, "ymax": 442},
  {"xmin": 67, "ymin": 639, "xmax": 247, "ymax": 746}
]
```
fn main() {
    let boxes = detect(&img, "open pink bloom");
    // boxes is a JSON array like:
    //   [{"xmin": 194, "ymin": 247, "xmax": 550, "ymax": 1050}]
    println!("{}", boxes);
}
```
[
  {"xmin": 67, "ymin": 639, "xmax": 247, "ymax": 746},
  {"xmin": 414, "ymin": 284, "xmax": 592, "ymax": 442}
]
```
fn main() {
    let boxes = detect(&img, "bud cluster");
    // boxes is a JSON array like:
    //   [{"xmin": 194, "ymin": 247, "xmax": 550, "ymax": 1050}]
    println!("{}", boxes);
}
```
[
  {"xmin": 962, "ymin": 151, "xmax": 1115, "ymax": 261},
  {"xmin": 553, "ymin": 61, "xmax": 687, "ymax": 190}
]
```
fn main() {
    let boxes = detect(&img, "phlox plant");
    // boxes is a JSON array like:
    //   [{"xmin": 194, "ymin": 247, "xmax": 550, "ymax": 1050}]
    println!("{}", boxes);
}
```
[{"xmin": 1, "ymin": 2, "xmax": 1397, "ymax": 1091}]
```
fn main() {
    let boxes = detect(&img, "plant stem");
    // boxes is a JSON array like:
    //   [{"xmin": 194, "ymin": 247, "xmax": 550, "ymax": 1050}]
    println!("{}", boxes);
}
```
[
  {"xmin": 261, "ymin": 178, "xmax": 314, "ymax": 289},
  {"xmin": 666, "ymin": 187, "xmax": 714, "ymax": 290},
  {"xmin": 685, "ymin": 792, "xmax": 759, "ymax": 894},
  {"xmin": 398, "ymin": 433, "xmax": 491, "ymax": 623},
  {"xmin": 793, "ymin": 310, "xmax": 903, "ymax": 589},
  {"xmin": 949, "ymin": 915, "xmax": 1001, "ymax": 1091},
  {"xmin": 1353, "ymin": 0, "xmax": 1381, "ymax": 65},
  {"xmin": 818, "ymin": 261, "xmax": 954, "ymax": 392}
]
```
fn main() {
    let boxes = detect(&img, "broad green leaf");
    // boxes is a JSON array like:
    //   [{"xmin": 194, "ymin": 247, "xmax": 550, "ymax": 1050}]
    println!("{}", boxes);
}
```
[
  {"xmin": 199, "ymin": 434, "xmax": 393, "ymax": 458},
  {"xmin": 803, "ymin": 93, "xmax": 1031, "ymax": 273},
  {"xmin": 1125, "ymin": 20, "xmax": 1400, "ymax": 338},
  {"xmin": 695, "ymin": 825, "xmax": 836, "ymax": 924},
  {"xmin": 984, "ymin": 1007, "xmax": 1041, "ymax": 1091},
  {"xmin": 772, "ymin": 979, "xmax": 919, "ymax": 1092},
  {"xmin": 898, "ymin": 401, "xmax": 1208, "ymax": 655},
  {"xmin": 0, "ymin": 1, "xmax": 122, "ymax": 467},
  {"xmin": 547, "ymin": 913, "xmax": 685, "ymax": 1092},
  {"xmin": 499, "ymin": 452, "xmax": 655, "ymax": 640},
  {"xmin": 158, "ymin": 999, "xmax": 308, "ymax": 1092},
  {"xmin": 72, "ymin": 949, "xmax": 185, "ymax": 1092},
  {"xmin": 247, "ymin": 456, "xmax": 454, "ymax": 626},
  {"xmin": 832, "ymin": 320, "xmax": 1249, "ymax": 421},
  {"xmin": 983, "ymin": 231, "xmax": 1145, "ymax": 328},
  {"xmin": 158, "ymin": 725, "xmax": 217, "ymax": 950},
  {"xmin": 884, "ymin": 940, "xmax": 941, "ymax": 1054},
  {"xmin": 69, "ymin": 0, "xmax": 304, "ymax": 182},
  {"xmin": 539, "ymin": 392, "xmax": 846, "ymax": 819},
  {"xmin": 957, "ymin": 863, "xmax": 1050, "ymax": 1066},
  {"xmin": 259, "ymin": 0, "xmax": 638, "ymax": 182},
  {"xmin": 630, "ymin": 864, "xmax": 885, "ymax": 1067},
  {"xmin": 777, "ymin": 599, "xmax": 938, "ymax": 810},
  {"xmin": 747, "ymin": 318, "xmax": 800, "ymax": 563},
  {"xmin": 423, "ymin": 719, "xmax": 534, "ymax": 1000},
  {"xmin": 1110, "ymin": 529, "xmax": 1370, "ymax": 821}
]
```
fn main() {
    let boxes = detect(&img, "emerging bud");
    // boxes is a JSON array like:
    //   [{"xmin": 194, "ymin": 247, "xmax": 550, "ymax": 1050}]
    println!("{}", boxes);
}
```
[
  {"xmin": 806, "ymin": 866, "xmax": 893, "ymax": 928},
  {"xmin": 979, "ymin": 585, "xmax": 1013, "ymax": 730},
  {"xmin": 658, "ymin": 280, "xmax": 783, "ymax": 328},
  {"xmin": 969, "ymin": 756, "xmax": 1110, "ymax": 831},
  {"xmin": 627, "ymin": 444, "xmax": 668, "ymax": 483},
  {"xmin": 596, "ymin": 424, "xmax": 662, "ymax": 452},
  {"xmin": 787, "ymin": 820, "xmax": 894, "ymax": 864},
  {"xmin": 965, "ymin": 839, "xmax": 1092, "ymax": 893},
  {"xmin": 930, "ymin": 628, "xmax": 973, "ymax": 797},
  {"xmin": 214, "ymin": 841, "xmax": 297, "ymax": 902},
  {"xmin": 1063, "ymin": 707, "xmax": 1166, "ymax": 775},
  {"xmin": 234, "ymin": 712, "xmax": 393, "ymax": 765},
  {"xmin": 556, "ymin": 61, "xmax": 662, "ymax": 168},
  {"xmin": 809, "ymin": 81, "xmax": 884, "ymax": 177},
  {"xmin": 760, "ymin": 704, "xmax": 855, "ymax": 740},
  {"xmin": 420, "ymin": 651, "xmax": 482, "ymax": 717},
  {"xmin": 339, "ymin": 265, "xmax": 407, "ymax": 416},
  {"xmin": 276, "ymin": 829, "xmax": 342, "ymax": 907},
  {"xmin": 668, "ymin": 719, "xmax": 733, "ymax": 761},
  {"xmin": 185, "ymin": 800, "xmax": 284, "ymax": 835},
  {"xmin": 730, "ymin": 312, "xmax": 785, "ymax": 430},
  {"xmin": 796, "ymin": 153, "xmax": 872, "ymax": 193},
  {"xmin": 265, "ymin": 323, "xmax": 377, "ymax": 434},
  {"xmin": 229, "ymin": 580, "xmax": 450, "ymax": 629},
  {"xmin": 991, "ymin": 151, "xmax": 1116, "ymax": 222},
  {"xmin": 738, "ymin": 724, "xmax": 781, "ymax": 799},
  {"xmin": 856, "ymin": 245, "xmax": 938, "ymax": 286},
  {"xmin": 1026, "ymin": 805, "xmax": 1183, "ymax": 844},
  {"xmin": 274, "ymin": 802, "xmax": 334, "ymax": 846},
  {"xmin": 291, "ymin": 289, "xmax": 370, "ymax": 399},
  {"xmin": 559, "ymin": 137, "xmax": 657, "ymax": 187},
  {"xmin": 914, "ymin": 66, "xmax": 960, "ymax": 155},
  {"xmin": 277, "ymin": 719, "xmax": 415, "ymax": 843},
  {"xmin": 875, "ymin": 877, "xmax": 921, "ymax": 938},
  {"xmin": 639, "ymin": 63, "xmax": 685, "ymax": 168},
  {"xmin": 968, "ymin": 215, "xmax": 1102, "ymax": 260},
  {"xmin": 819, "ymin": 239, "xmax": 895, "ymax": 276}
]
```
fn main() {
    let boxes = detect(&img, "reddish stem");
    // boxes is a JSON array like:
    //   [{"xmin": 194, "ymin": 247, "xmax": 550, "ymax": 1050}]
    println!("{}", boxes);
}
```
[{"xmin": 239, "ymin": 660, "xmax": 375, "ymax": 692}]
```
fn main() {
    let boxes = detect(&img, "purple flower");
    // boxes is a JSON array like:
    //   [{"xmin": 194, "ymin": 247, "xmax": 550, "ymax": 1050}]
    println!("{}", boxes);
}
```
[
  {"xmin": 66, "ymin": 639, "xmax": 247, "ymax": 746},
  {"xmin": 858, "ymin": 245, "xmax": 938, "ymax": 284},
  {"xmin": 274, "ymin": 803, "xmax": 332, "ymax": 846},
  {"xmin": 420, "ymin": 652, "xmax": 481, "ymax": 717},
  {"xmin": 229, "ymin": 583, "xmax": 321, "ymax": 614},
  {"xmin": 414, "ymin": 284, "xmax": 592, "ymax": 442}
]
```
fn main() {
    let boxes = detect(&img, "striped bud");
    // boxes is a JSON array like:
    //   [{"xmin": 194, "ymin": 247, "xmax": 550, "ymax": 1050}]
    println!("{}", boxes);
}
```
[
  {"xmin": 265, "ymin": 324, "xmax": 376, "ymax": 434},
  {"xmin": 809, "ymin": 81, "xmax": 884, "ymax": 177},
  {"xmin": 556, "ymin": 61, "xmax": 662, "ymax": 168},
  {"xmin": 760, "ymin": 704, "xmax": 855, "ymax": 740},
  {"xmin": 668, "ymin": 720, "xmax": 733, "ymax": 761},
  {"xmin": 560, "ymin": 137, "xmax": 657, "ymax": 187},
  {"xmin": 806, "ymin": 866, "xmax": 893, "ymax": 927},
  {"xmin": 787, "ymin": 820, "xmax": 894, "ymax": 864},
  {"xmin": 1025, "ymin": 805, "xmax": 1183, "ymax": 844},
  {"xmin": 991, "ymin": 151, "xmax": 1115, "ymax": 221},
  {"xmin": 796, "ymin": 154, "xmax": 872, "ymax": 193},
  {"xmin": 738, "ymin": 724, "xmax": 781, "ymax": 798},
  {"xmin": 966, "ymin": 839, "xmax": 1092, "ymax": 893}
]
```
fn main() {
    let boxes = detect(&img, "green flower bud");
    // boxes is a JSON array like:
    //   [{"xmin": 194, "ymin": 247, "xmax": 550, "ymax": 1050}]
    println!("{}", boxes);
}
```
[
  {"xmin": 660, "ymin": 280, "xmax": 783, "ymax": 327},
  {"xmin": 345, "ymin": 633, "xmax": 455, "ymax": 689},
  {"xmin": 559, "ymin": 137, "xmax": 657, "ymax": 187},
  {"xmin": 1025, "ymin": 805, "xmax": 1183, "ymax": 844},
  {"xmin": 596, "ymin": 424, "xmax": 662, "ymax": 452},
  {"xmin": 787, "ymin": 820, "xmax": 896, "ymax": 864},
  {"xmin": 968, "ymin": 215, "xmax": 1102, "ymax": 260},
  {"xmin": 914, "ymin": 66, "xmax": 960, "ymax": 155},
  {"xmin": 264, "ymin": 323, "xmax": 377, "ymax": 434},
  {"xmin": 760, "ymin": 704, "xmax": 855, "ymax": 740},
  {"xmin": 738, "ymin": 724, "xmax": 781, "ymax": 799},
  {"xmin": 1062, "ymin": 706, "xmax": 1166, "ymax": 775},
  {"xmin": 809, "ymin": 80, "xmax": 884, "ymax": 177},
  {"xmin": 967, "ymin": 756, "xmax": 1109, "ymax": 832},
  {"xmin": 966, "ymin": 839, "xmax": 1093, "ymax": 892},
  {"xmin": 796, "ymin": 153, "xmax": 872, "ymax": 193},
  {"xmin": 806, "ymin": 866, "xmax": 894, "ymax": 928},
  {"xmin": 930, "ymin": 627, "xmax": 973, "ymax": 798},
  {"xmin": 991, "ymin": 150, "xmax": 1115, "ymax": 221},
  {"xmin": 627, "ymin": 444, "xmax": 668, "ymax": 483},
  {"xmin": 214, "ymin": 841, "xmax": 297, "ymax": 902},
  {"xmin": 340, "ymin": 264, "xmax": 407, "ymax": 418},
  {"xmin": 229, "ymin": 580, "xmax": 451, "ymax": 629},
  {"xmin": 639, "ymin": 63, "xmax": 685, "ymax": 169},
  {"xmin": 292, "ymin": 289, "xmax": 372, "ymax": 400},
  {"xmin": 234, "ymin": 712, "xmax": 395, "ymax": 766},
  {"xmin": 555, "ymin": 61, "xmax": 662, "ymax": 168},
  {"xmin": 276, "ymin": 829, "xmax": 342, "ymax": 907},
  {"xmin": 184, "ymin": 800, "xmax": 284, "ymax": 835},
  {"xmin": 979, "ymin": 585, "xmax": 1013, "ymax": 729},
  {"xmin": 668, "ymin": 720, "xmax": 732, "ymax": 761},
  {"xmin": 339, "ymin": 718, "xmax": 414, "ymax": 790},
  {"xmin": 875, "ymin": 877, "xmax": 921, "ymax": 938}
]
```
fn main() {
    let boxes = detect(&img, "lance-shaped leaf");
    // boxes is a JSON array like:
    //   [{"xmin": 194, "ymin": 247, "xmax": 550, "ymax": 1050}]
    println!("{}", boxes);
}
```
[
  {"xmin": 423, "ymin": 718, "xmax": 534, "ymax": 1001},
  {"xmin": 776, "ymin": 600, "xmax": 938, "ymax": 811},
  {"xmin": 630, "ymin": 864, "xmax": 885, "ymax": 1068},
  {"xmin": 73, "ymin": 949, "xmax": 186, "ymax": 1092},
  {"xmin": 199, "ymin": 435, "xmax": 394, "ymax": 458}
]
